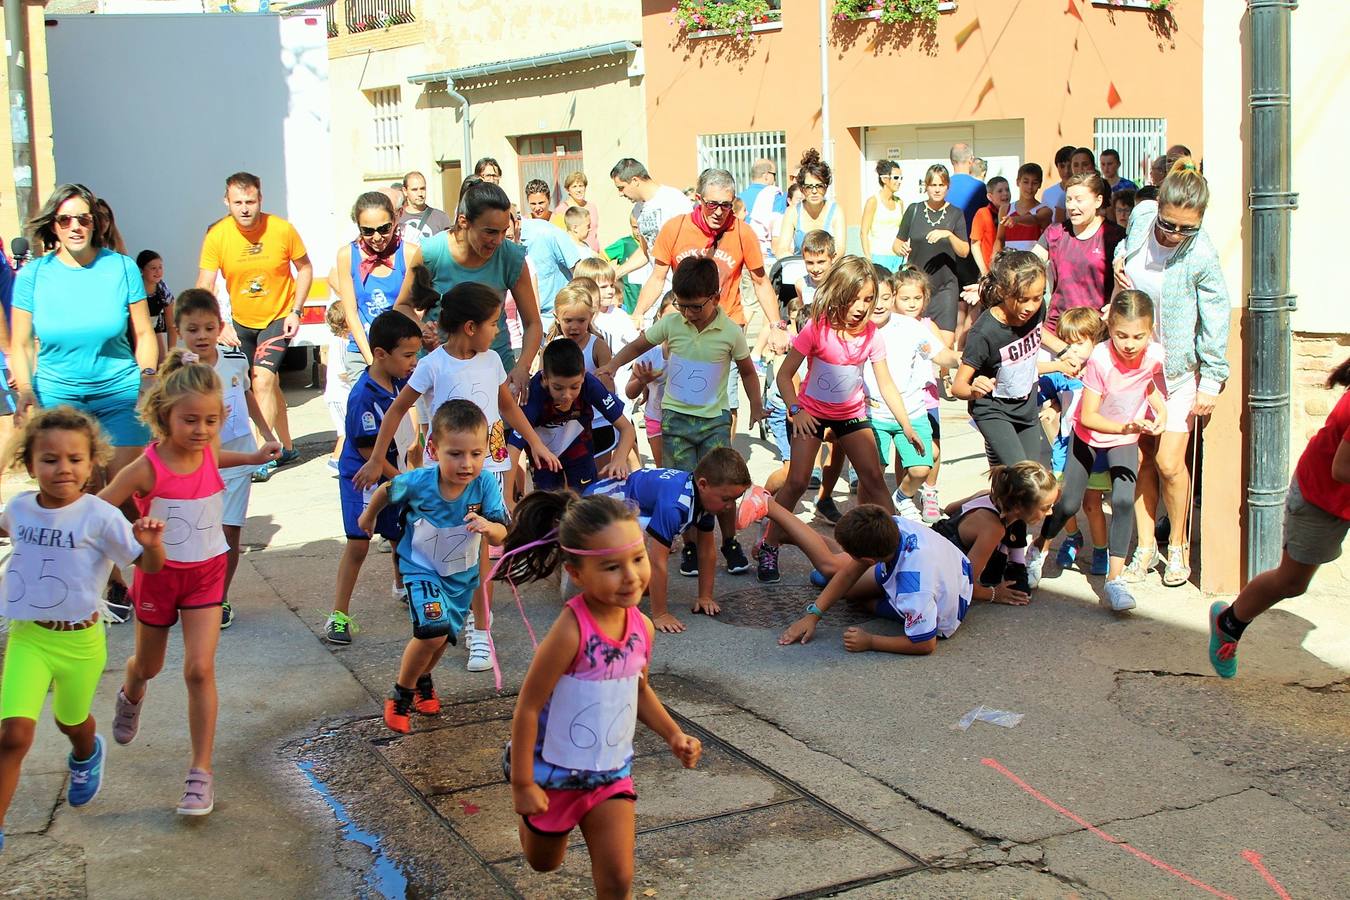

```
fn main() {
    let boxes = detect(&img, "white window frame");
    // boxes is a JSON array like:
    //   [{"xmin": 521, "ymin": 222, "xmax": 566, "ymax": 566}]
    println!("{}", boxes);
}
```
[
  {"xmin": 1093, "ymin": 117, "xmax": 1167, "ymax": 188},
  {"xmin": 367, "ymin": 86, "xmax": 403, "ymax": 175},
  {"xmin": 696, "ymin": 130, "xmax": 787, "ymax": 194}
]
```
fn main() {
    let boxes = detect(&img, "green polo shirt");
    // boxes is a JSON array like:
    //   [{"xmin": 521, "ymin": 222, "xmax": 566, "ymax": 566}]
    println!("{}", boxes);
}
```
[{"xmin": 644, "ymin": 308, "xmax": 749, "ymax": 418}]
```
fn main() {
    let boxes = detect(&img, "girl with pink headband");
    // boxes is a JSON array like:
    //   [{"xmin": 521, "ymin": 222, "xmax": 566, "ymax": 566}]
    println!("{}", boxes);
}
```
[{"xmin": 496, "ymin": 491, "xmax": 701, "ymax": 897}]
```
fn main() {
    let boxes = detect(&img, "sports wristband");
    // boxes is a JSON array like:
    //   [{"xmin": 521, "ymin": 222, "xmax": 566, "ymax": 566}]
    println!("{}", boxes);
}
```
[
  {"xmin": 773, "ymin": 320, "xmax": 789, "ymax": 331},
  {"xmin": 806, "ymin": 602, "xmax": 824, "ymax": 618}
]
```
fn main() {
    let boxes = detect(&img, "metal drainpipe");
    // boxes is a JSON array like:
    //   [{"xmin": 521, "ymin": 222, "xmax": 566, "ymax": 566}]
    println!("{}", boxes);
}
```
[
  {"xmin": 446, "ymin": 80, "xmax": 471, "ymax": 178},
  {"xmin": 1245, "ymin": 0, "xmax": 1298, "ymax": 579},
  {"xmin": 818, "ymin": 0, "xmax": 831, "ymax": 165}
]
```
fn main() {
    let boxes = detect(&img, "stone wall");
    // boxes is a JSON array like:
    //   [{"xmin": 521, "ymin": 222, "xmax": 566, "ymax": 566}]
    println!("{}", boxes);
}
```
[{"xmin": 1292, "ymin": 331, "xmax": 1350, "ymax": 457}]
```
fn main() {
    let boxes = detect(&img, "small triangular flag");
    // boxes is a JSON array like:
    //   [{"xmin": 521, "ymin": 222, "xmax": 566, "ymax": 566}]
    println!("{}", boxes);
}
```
[
  {"xmin": 1066, "ymin": 0, "xmax": 1082, "ymax": 22},
  {"xmin": 974, "ymin": 77, "xmax": 995, "ymax": 113},
  {"xmin": 1066, "ymin": 81, "xmax": 1072, "ymax": 95},
  {"xmin": 1074, "ymin": 38, "xmax": 1079, "ymax": 50},
  {"xmin": 1107, "ymin": 82, "xmax": 1122, "ymax": 108},
  {"xmin": 955, "ymin": 18, "xmax": 981, "ymax": 50}
]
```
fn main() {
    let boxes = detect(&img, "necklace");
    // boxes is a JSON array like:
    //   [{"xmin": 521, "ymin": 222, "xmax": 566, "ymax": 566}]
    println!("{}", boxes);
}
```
[{"xmin": 922, "ymin": 202, "xmax": 947, "ymax": 227}]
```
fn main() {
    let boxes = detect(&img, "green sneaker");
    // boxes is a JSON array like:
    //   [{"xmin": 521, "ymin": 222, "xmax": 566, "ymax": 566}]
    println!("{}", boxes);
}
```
[
  {"xmin": 1208, "ymin": 601, "xmax": 1238, "ymax": 679},
  {"xmin": 324, "ymin": 611, "xmax": 357, "ymax": 645}
]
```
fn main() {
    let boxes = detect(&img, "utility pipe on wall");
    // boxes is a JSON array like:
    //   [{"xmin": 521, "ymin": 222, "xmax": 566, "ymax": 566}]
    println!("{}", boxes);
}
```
[
  {"xmin": 1245, "ymin": 0, "xmax": 1298, "ymax": 578},
  {"xmin": 818, "ymin": 0, "xmax": 830, "ymax": 165}
]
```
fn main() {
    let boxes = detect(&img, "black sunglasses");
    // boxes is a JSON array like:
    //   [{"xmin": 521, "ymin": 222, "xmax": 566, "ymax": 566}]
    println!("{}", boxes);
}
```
[
  {"xmin": 702, "ymin": 199, "xmax": 734, "ymax": 212},
  {"xmin": 359, "ymin": 223, "xmax": 395, "ymax": 237},
  {"xmin": 1155, "ymin": 216, "xmax": 1200, "ymax": 237}
]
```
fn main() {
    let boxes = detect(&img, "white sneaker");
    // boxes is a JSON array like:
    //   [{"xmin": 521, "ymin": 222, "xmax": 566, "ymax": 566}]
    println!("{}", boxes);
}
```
[
  {"xmin": 1103, "ymin": 577, "xmax": 1137, "ymax": 612},
  {"xmin": 1025, "ymin": 548, "xmax": 1046, "ymax": 589},
  {"xmin": 392, "ymin": 584, "xmax": 408, "ymax": 604},
  {"xmin": 918, "ymin": 486, "xmax": 941, "ymax": 523},
  {"xmin": 465, "ymin": 628, "xmax": 492, "ymax": 672},
  {"xmin": 894, "ymin": 492, "xmax": 923, "ymax": 521},
  {"xmin": 376, "ymin": 537, "xmax": 393, "ymax": 554}
]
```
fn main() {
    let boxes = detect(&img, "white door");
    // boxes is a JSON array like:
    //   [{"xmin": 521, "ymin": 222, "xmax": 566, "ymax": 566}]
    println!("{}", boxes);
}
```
[{"xmin": 862, "ymin": 120, "xmax": 1025, "ymax": 207}]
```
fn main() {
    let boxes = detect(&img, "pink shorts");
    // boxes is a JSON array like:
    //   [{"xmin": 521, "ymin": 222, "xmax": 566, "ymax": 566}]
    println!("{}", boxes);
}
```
[
  {"xmin": 1162, "ymin": 374, "xmax": 1198, "ymax": 434},
  {"xmin": 523, "ymin": 777, "xmax": 636, "ymax": 836},
  {"xmin": 644, "ymin": 416, "xmax": 662, "ymax": 439},
  {"xmin": 132, "ymin": 553, "xmax": 228, "ymax": 627}
]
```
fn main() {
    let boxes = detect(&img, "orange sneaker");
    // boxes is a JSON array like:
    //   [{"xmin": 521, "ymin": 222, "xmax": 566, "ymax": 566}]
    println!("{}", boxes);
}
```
[
  {"xmin": 414, "ymin": 675, "xmax": 440, "ymax": 715},
  {"xmin": 384, "ymin": 686, "xmax": 413, "ymax": 734},
  {"xmin": 737, "ymin": 486, "xmax": 772, "ymax": 531}
]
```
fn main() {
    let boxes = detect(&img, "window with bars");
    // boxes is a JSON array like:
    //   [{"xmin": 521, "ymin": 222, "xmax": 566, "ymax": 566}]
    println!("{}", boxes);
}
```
[
  {"xmin": 1093, "ymin": 117, "xmax": 1167, "ymax": 187},
  {"xmin": 516, "ymin": 132, "xmax": 584, "ymax": 208},
  {"xmin": 367, "ymin": 86, "xmax": 402, "ymax": 174},
  {"xmin": 696, "ymin": 130, "xmax": 787, "ymax": 194}
]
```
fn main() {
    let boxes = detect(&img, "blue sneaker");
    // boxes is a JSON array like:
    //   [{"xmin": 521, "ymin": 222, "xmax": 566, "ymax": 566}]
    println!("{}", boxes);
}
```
[
  {"xmin": 277, "ymin": 448, "xmax": 301, "ymax": 466},
  {"xmin": 67, "ymin": 734, "xmax": 105, "ymax": 807},
  {"xmin": 810, "ymin": 569, "xmax": 829, "ymax": 588},
  {"xmin": 1056, "ymin": 533, "xmax": 1083, "ymax": 569},
  {"xmin": 1090, "ymin": 547, "xmax": 1110, "ymax": 576},
  {"xmin": 251, "ymin": 459, "xmax": 277, "ymax": 483},
  {"xmin": 1208, "ymin": 601, "xmax": 1238, "ymax": 678}
]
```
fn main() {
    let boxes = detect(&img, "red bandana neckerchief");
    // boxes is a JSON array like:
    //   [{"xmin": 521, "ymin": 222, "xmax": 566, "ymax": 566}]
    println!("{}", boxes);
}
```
[
  {"xmin": 690, "ymin": 203, "xmax": 736, "ymax": 250},
  {"xmin": 356, "ymin": 232, "xmax": 401, "ymax": 283}
]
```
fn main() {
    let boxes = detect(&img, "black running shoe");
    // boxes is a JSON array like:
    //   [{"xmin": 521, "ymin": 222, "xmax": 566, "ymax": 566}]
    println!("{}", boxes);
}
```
[
  {"xmin": 105, "ymin": 582, "xmax": 132, "ymax": 623},
  {"xmin": 722, "ymin": 538, "xmax": 751, "ymax": 574},
  {"xmin": 220, "ymin": 600, "xmax": 234, "ymax": 630},
  {"xmin": 815, "ymin": 496, "xmax": 842, "ymax": 524},
  {"xmin": 679, "ymin": 542, "xmax": 699, "ymax": 577},
  {"xmin": 756, "ymin": 542, "xmax": 781, "ymax": 584}
]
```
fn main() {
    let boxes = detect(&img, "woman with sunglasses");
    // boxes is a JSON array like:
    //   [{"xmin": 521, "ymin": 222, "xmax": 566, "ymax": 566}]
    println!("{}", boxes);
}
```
[
  {"xmin": 335, "ymin": 191, "xmax": 420, "ymax": 379},
  {"xmin": 1112, "ymin": 155, "xmax": 1231, "ymax": 588},
  {"xmin": 861, "ymin": 160, "xmax": 906, "ymax": 272},
  {"xmin": 8, "ymin": 184, "xmax": 158, "ymax": 472},
  {"xmin": 773, "ymin": 149, "xmax": 845, "ymax": 260}
]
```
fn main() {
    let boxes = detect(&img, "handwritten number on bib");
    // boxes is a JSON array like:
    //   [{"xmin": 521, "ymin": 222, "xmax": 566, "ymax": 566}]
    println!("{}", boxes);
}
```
[{"xmin": 162, "ymin": 503, "xmax": 216, "ymax": 546}]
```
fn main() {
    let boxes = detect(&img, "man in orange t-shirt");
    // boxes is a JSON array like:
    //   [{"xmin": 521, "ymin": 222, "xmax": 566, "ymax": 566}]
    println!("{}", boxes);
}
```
[{"xmin": 197, "ymin": 172, "xmax": 313, "ymax": 466}]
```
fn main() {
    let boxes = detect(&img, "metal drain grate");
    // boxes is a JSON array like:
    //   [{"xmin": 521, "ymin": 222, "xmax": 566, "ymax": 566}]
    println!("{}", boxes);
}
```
[{"xmin": 714, "ymin": 586, "xmax": 876, "ymax": 628}]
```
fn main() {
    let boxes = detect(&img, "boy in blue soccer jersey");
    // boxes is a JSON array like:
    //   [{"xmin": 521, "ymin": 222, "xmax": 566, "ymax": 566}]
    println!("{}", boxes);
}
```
[
  {"xmin": 359, "ymin": 399, "xmax": 509, "ymax": 733},
  {"xmin": 741, "ymin": 494, "xmax": 973, "ymax": 656},
  {"xmin": 327, "ymin": 311, "xmax": 423, "ymax": 645},
  {"xmin": 585, "ymin": 447, "xmax": 752, "ymax": 634},
  {"xmin": 508, "ymin": 338, "xmax": 636, "ymax": 494}
]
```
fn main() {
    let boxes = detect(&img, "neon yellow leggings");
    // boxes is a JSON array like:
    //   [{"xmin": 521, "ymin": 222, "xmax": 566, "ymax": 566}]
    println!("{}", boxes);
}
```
[{"xmin": 0, "ymin": 621, "xmax": 106, "ymax": 725}]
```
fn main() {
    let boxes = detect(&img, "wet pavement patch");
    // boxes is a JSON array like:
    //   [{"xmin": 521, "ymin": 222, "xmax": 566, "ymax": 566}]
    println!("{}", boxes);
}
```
[
  {"xmin": 292, "ymin": 678, "xmax": 923, "ymax": 898},
  {"xmin": 714, "ymin": 586, "xmax": 875, "ymax": 629}
]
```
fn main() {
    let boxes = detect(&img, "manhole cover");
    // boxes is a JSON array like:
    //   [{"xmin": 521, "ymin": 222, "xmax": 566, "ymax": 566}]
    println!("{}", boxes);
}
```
[{"xmin": 716, "ymin": 586, "xmax": 876, "ymax": 628}]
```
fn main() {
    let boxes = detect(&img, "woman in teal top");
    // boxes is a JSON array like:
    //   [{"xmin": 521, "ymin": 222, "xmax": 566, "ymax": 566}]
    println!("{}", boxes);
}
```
[
  {"xmin": 402, "ymin": 181, "xmax": 542, "ymax": 401},
  {"xmin": 9, "ymin": 184, "xmax": 159, "ymax": 474}
]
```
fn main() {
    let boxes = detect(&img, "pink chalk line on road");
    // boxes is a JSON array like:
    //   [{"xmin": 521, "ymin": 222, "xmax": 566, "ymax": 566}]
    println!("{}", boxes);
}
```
[{"xmin": 981, "ymin": 758, "xmax": 1294, "ymax": 900}]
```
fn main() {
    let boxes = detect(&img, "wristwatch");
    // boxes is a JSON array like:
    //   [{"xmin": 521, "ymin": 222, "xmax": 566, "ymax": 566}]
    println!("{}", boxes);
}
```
[
  {"xmin": 140, "ymin": 367, "xmax": 157, "ymax": 377},
  {"xmin": 773, "ymin": 320, "xmax": 789, "ymax": 331},
  {"xmin": 788, "ymin": 403, "xmax": 802, "ymax": 417},
  {"xmin": 806, "ymin": 602, "xmax": 824, "ymax": 618}
]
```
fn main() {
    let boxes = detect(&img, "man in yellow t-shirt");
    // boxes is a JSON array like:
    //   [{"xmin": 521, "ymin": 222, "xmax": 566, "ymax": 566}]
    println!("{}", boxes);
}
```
[{"xmin": 197, "ymin": 172, "xmax": 313, "ymax": 468}]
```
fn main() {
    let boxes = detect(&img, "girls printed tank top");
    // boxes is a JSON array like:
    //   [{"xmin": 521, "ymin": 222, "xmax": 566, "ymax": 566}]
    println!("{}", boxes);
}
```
[{"xmin": 133, "ymin": 442, "xmax": 228, "ymax": 566}]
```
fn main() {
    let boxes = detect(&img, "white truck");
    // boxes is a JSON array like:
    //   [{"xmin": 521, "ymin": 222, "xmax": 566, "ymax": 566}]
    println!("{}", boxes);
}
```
[{"xmin": 43, "ymin": 10, "xmax": 337, "ymax": 355}]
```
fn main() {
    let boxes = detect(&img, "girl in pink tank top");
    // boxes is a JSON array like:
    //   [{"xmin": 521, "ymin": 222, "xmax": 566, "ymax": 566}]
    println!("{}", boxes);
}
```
[
  {"xmin": 497, "ymin": 492, "xmax": 702, "ymax": 897},
  {"xmin": 99, "ymin": 350, "xmax": 279, "ymax": 818}
]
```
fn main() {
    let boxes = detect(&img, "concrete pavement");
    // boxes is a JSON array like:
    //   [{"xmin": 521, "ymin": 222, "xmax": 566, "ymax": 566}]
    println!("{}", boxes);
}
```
[{"xmin": 1, "ymin": 368, "xmax": 1346, "ymax": 898}]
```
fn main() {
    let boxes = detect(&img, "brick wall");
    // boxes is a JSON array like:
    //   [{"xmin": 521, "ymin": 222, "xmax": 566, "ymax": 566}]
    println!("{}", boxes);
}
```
[{"xmin": 1292, "ymin": 331, "xmax": 1350, "ymax": 457}]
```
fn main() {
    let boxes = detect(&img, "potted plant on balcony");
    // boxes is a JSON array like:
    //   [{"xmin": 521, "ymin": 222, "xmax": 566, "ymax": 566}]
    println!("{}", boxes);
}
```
[
  {"xmin": 673, "ymin": 0, "xmax": 779, "ymax": 41},
  {"xmin": 832, "ymin": 0, "xmax": 944, "ymax": 24}
]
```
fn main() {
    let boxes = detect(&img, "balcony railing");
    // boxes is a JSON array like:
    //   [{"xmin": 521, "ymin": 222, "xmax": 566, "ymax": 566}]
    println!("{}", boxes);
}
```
[{"xmin": 343, "ymin": 0, "xmax": 415, "ymax": 34}]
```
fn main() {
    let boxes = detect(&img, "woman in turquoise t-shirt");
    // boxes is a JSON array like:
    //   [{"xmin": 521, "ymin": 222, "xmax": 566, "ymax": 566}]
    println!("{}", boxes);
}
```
[
  {"xmin": 401, "ymin": 181, "xmax": 542, "ymax": 401},
  {"xmin": 9, "ymin": 184, "xmax": 159, "ymax": 474}
]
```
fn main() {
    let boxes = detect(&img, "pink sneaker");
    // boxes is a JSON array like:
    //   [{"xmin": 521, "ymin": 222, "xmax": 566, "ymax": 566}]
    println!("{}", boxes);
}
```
[
  {"xmin": 112, "ymin": 689, "xmax": 142, "ymax": 745},
  {"xmin": 737, "ymin": 486, "xmax": 772, "ymax": 531},
  {"xmin": 176, "ymin": 768, "xmax": 214, "ymax": 816}
]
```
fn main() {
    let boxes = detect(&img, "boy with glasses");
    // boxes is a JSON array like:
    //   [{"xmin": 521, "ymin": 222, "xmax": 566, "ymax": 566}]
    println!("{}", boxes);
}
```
[{"xmin": 598, "ymin": 257, "xmax": 765, "ymax": 583}]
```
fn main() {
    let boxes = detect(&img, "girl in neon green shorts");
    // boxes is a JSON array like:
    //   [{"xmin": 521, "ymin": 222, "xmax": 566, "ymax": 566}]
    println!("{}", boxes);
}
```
[{"xmin": 0, "ymin": 407, "xmax": 166, "ymax": 853}]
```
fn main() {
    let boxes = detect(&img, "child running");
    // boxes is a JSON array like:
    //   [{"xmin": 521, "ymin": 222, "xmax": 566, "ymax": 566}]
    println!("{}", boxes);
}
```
[
  {"xmin": 547, "ymin": 279, "xmax": 621, "ymax": 471},
  {"xmin": 864, "ymin": 266, "xmax": 957, "ymax": 522},
  {"xmin": 359, "ymin": 400, "xmax": 509, "ymax": 733},
  {"xmin": 585, "ymin": 447, "xmax": 753, "ymax": 633},
  {"xmin": 933, "ymin": 461, "xmax": 1058, "ymax": 603},
  {"xmin": 323, "ymin": 302, "xmax": 355, "ymax": 471},
  {"xmin": 0, "ymin": 408, "xmax": 166, "ymax": 852},
  {"xmin": 355, "ymin": 283, "xmax": 559, "ymax": 674},
  {"xmin": 1030, "ymin": 291, "xmax": 1166, "ymax": 610},
  {"xmin": 597, "ymin": 257, "xmax": 764, "ymax": 580},
  {"xmin": 173, "ymin": 289, "xmax": 279, "ymax": 629},
  {"xmin": 101, "ymin": 350, "xmax": 281, "ymax": 816},
  {"xmin": 953, "ymin": 250, "xmax": 1061, "ymax": 469},
  {"xmin": 1208, "ymin": 356, "xmax": 1350, "ymax": 678},
  {"xmin": 497, "ymin": 492, "xmax": 702, "ymax": 898},
  {"xmin": 754, "ymin": 256, "xmax": 918, "ymax": 584},
  {"xmin": 740, "ymin": 492, "xmax": 973, "ymax": 655},
  {"xmin": 327, "ymin": 310, "xmax": 424, "ymax": 645},
  {"xmin": 509, "ymin": 338, "xmax": 635, "ymax": 492}
]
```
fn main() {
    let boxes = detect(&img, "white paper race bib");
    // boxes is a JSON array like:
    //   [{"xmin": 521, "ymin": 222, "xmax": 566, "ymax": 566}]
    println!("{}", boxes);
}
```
[
  {"xmin": 1098, "ymin": 389, "xmax": 1147, "ymax": 426},
  {"xmin": 538, "ymin": 420, "xmax": 585, "ymax": 457},
  {"xmin": 219, "ymin": 377, "xmax": 251, "ymax": 444},
  {"xmin": 2, "ymin": 551, "xmax": 73, "ymax": 613},
  {"xmin": 541, "ymin": 673, "xmax": 639, "ymax": 772},
  {"xmin": 409, "ymin": 518, "xmax": 478, "ymax": 577},
  {"xmin": 665, "ymin": 354, "xmax": 726, "ymax": 407},
  {"xmin": 804, "ymin": 360, "xmax": 863, "ymax": 404},
  {"xmin": 150, "ymin": 494, "xmax": 227, "ymax": 563}
]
